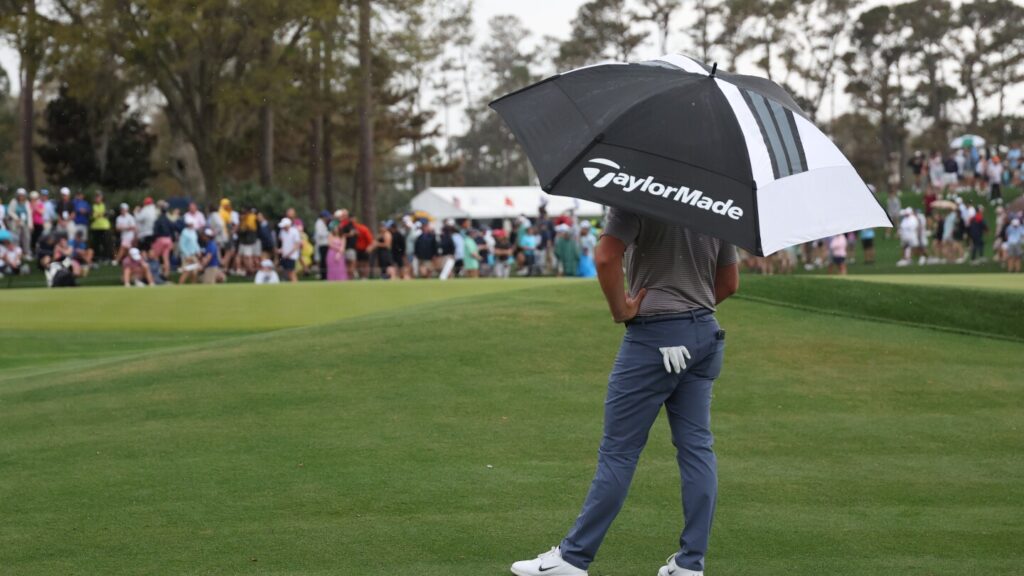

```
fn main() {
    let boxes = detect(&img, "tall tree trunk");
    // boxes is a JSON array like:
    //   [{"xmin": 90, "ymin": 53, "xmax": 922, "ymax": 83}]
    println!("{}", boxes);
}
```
[
  {"xmin": 322, "ymin": 115, "xmax": 333, "ymax": 210},
  {"xmin": 20, "ymin": 66, "xmax": 35, "ymax": 190},
  {"xmin": 308, "ymin": 117, "xmax": 323, "ymax": 210},
  {"xmin": 699, "ymin": 0, "xmax": 710, "ymax": 62},
  {"xmin": 322, "ymin": 26, "xmax": 335, "ymax": 210},
  {"xmin": 19, "ymin": 0, "xmax": 38, "ymax": 190},
  {"xmin": 358, "ymin": 0, "xmax": 376, "ymax": 229},
  {"xmin": 658, "ymin": 16, "xmax": 669, "ymax": 54},
  {"xmin": 258, "ymin": 36, "xmax": 274, "ymax": 188},
  {"xmin": 193, "ymin": 141, "xmax": 218, "ymax": 202}
]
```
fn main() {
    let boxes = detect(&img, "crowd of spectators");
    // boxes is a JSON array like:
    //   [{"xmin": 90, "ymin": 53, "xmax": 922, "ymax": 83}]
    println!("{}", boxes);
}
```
[{"xmin": 0, "ymin": 187, "xmax": 601, "ymax": 286}]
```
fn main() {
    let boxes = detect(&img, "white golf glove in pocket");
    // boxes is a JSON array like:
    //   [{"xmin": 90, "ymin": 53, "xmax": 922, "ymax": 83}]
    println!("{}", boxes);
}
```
[{"xmin": 659, "ymin": 346, "xmax": 691, "ymax": 374}]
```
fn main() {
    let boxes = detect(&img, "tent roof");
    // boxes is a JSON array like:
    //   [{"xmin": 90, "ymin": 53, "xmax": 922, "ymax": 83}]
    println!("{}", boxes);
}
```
[{"xmin": 410, "ymin": 187, "xmax": 605, "ymax": 220}]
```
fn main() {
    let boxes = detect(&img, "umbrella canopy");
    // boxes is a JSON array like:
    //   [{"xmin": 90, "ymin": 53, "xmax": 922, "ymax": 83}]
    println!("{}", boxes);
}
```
[
  {"xmin": 929, "ymin": 199, "xmax": 958, "ymax": 211},
  {"xmin": 490, "ymin": 54, "xmax": 892, "ymax": 256},
  {"xmin": 951, "ymin": 134, "xmax": 986, "ymax": 149}
]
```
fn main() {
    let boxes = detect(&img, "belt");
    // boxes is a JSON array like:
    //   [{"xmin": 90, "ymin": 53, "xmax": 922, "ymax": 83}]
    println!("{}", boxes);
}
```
[{"xmin": 625, "ymin": 309, "xmax": 713, "ymax": 327}]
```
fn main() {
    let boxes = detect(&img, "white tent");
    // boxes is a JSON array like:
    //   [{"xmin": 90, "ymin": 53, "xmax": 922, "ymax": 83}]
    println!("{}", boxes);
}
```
[{"xmin": 410, "ymin": 186, "xmax": 606, "ymax": 220}]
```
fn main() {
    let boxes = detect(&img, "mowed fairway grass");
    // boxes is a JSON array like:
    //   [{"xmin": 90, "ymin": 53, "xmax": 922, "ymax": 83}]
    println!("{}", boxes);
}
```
[
  {"xmin": 1, "ymin": 279, "xmax": 1022, "ymax": 575},
  {"xmin": 841, "ymin": 273, "xmax": 1024, "ymax": 293}
]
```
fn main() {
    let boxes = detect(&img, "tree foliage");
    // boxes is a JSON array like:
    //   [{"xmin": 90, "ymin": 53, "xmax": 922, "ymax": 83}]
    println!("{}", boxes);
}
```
[{"xmin": 35, "ymin": 85, "xmax": 156, "ymax": 190}]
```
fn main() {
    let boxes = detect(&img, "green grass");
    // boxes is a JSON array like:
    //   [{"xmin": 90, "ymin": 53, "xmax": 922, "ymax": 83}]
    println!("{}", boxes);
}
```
[
  {"xmin": 1, "ymin": 280, "xmax": 1022, "ymax": 575},
  {"xmin": 841, "ymin": 273, "xmax": 1024, "ymax": 293},
  {"xmin": 0, "ymin": 278, "xmax": 566, "ymax": 333},
  {"xmin": 738, "ymin": 275, "xmax": 1024, "ymax": 341}
]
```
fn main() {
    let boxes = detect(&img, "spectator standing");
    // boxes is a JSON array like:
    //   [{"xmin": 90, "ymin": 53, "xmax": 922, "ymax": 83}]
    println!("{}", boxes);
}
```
[
  {"xmin": 578, "ymin": 221, "xmax": 598, "ymax": 278},
  {"xmin": 256, "ymin": 211, "xmax": 276, "ymax": 258},
  {"xmin": 400, "ymin": 217, "xmax": 417, "ymax": 279},
  {"xmin": 277, "ymin": 217, "xmax": 302, "ymax": 283},
  {"xmin": 945, "ymin": 153, "xmax": 960, "ymax": 190},
  {"xmin": 200, "ymin": 228, "xmax": 226, "ymax": 284},
  {"xmin": 183, "ymin": 202, "xmax": 206, "ymax": 231},
  {"xmin": 554, "ymin": 223, "xmax": 579, "ymax": 277},
  {"xmin": 438, "ymin": 221, "xmax": 458, "ymax": 280},
  {"xmin": 151, "ymin": 202, "xmax": 176, "ymax": 277},
  {"xmin": 41, "ymin": 189, "xmax": 56, "ymax": 231},
  {"xmin": 1005, "ymin": 218, "xmax": 1022, "ymax": 273},
  {"xmin": 326, "ymin": 226, "xmax": 349, "ymax": 281},
  {"xmin": 29, "ymin": 191, "xmax": 45, "ymax": 252},
  {"xmin": 390, "ymin": 220, "xmax": 408, "ymax": 279},
  {"xmin": 829, "ymin": 234, "xmax": 848, "ymax": 275},
  {"xmin": 1008, "ymin": 143, "xmax": 1022, "ymax": 185},
  {"xmin": 907, "ymin": 151, "xmax": 925, "ymax": 192},
  {"xmin": 237, "ymin": 208, "xmax": 261, "ymax": 274},
  {"xmin": 352, "ymin": 217, "xmax": 373, "ymax": 279},
  {"xmin": 462, "ymin": 228, "xmax": 481, "ymax": 278},
  {"xmin": 413, "ymin": 221, "xmax": 438, "ymax": 278},
  {"xmin": 898, "ymin": 209, "xmax": 920, "ymax": 266},
  {"xmin": 987, "ymin": 156, "xmax": 1004, "ymax": 205},
  {"xmin": 114, "ymin": 203, "xmax": 137, "ymax": 264},
  {"xmin": 859, "ymin": 227, "xmax": 876, "ymax": 265},
  {"xmin": 90, "ymin": 192, "xmax": 112, "ymax": 263},
  {"xmin": 72, "ymin": 191, "xmax": 92, "ymax": 248},
  {"xmin": 928, "ymin": 151, "xmax": 944, "ymax": 190},
  {"xmin": 885, "ymin": 190, "xmax": 901, "ymax": 238},
  {"xmin": 492, "ymin": 229, "xmax": 513, "ymax": 278},
  {"xmin": 136, "ymin": 197, "xmax": 158, "ymax": 252},
  {"xmin": 255, "ymin": 259, "xmax": 280, "ymax": 284},
  {"xmin": 968, "ymin": 206, "xmax": 988, "ymax": 263},
  {"xmin": 314, "ymin": 211, "xmax": 331, "ymax": 280},
  {"xmin": 374, "ymin": 221, "xmax": 396, "ymax": 280},
  {"xmin": 55, "ymin": 188, "xmax": 74, "ymax": 232},
  {"xmin": 7, "ymin": 189, "xmax": 32, "ymax": 257}
]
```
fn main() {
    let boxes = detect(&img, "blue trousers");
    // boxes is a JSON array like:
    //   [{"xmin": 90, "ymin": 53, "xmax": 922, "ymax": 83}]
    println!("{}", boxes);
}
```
[{"xmin": 561, "ymin": 312, "xmax": 725, "ymax": 572}]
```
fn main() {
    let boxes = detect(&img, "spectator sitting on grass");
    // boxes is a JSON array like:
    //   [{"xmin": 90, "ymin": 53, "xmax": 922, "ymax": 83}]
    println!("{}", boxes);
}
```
[
  {"xmin": 0, "ymin": 231, "xmax": 24, "ymax": 276},
  {"xmin": 70, "ymin": 230, "xmax": 94, "ymax": 275},
  {"xmin": 122, "ymin": 247, "xmax": 154, "ymax": 287},
  {"xmin": 254, "ymin": 258, "xmax": 280, "ymax": 284},
  {"xmin": 53, "ymin": 236, "xmax": 85, "ymax": 278},
  {"xmin": 178, "ymin": 222, "xmax": 202, "ymax": 285}
]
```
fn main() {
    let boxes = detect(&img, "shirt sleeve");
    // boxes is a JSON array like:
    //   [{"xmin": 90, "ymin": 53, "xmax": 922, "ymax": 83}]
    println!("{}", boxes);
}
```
[
  {"xmin": 717, "ymin": 242, "xmax": 738, "ymax": 267},
  {"xmin": 601, "ymin": 208, "xmax": 641, "ymax": 246}
]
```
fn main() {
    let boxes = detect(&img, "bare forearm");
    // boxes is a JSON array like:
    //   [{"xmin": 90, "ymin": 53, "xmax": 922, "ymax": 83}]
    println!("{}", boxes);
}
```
[
  {"xmin": 714, "ymin": 264, "xmax": 739, "ymax": 304},
  {"xmin": 597, "ymin": 257, "xmax": 628, "ymax": 320}
]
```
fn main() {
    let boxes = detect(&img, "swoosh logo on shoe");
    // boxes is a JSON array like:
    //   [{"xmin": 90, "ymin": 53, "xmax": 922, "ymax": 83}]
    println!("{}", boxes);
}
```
[{"xmin": 538, "ymin": 564, "xmax": 556, "ymax": 572}]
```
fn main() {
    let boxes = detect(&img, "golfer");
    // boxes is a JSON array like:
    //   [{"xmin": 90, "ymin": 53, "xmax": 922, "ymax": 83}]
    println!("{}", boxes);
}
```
[{"xmin": 512, "ymin": 207, "xmax": 739, "ymax": 576}]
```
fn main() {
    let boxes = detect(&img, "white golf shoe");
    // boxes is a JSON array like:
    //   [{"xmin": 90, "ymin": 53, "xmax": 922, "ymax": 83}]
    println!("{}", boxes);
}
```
[
  {"xmin": 511, "ymin": 546, "xmax": 587, "ymax": 576},
  {"xmin": 657, "ymin": 554, "xmax": 703, "ymax": 576}
]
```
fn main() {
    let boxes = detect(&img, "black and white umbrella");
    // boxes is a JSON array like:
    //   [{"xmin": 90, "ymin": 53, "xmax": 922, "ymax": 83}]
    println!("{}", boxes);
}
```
[{"xmin": 490, "ymin": 54, "xmax": 891, "ymax": 256}]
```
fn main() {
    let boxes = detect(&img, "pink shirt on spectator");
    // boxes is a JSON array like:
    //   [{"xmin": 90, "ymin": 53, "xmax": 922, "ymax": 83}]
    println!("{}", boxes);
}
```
[{"xmin": 829, "ymin": 235, "xmax": 848, "ymax": 258}]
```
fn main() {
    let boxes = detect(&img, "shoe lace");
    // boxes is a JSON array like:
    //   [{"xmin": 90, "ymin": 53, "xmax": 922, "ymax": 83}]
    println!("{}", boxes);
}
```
[{"xmin": 538, "ymin": 547, "xmax": 560, "ymax": 560}]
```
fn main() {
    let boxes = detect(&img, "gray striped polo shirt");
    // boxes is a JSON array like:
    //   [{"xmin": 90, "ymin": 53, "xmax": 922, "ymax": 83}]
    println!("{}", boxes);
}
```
[{"xmin": 602, "ymin": 207, "xmax": 738, "ymax": 316}]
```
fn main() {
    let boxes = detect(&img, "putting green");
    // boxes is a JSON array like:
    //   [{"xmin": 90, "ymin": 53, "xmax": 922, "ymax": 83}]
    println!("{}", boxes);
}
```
[
  {"xmin": 0, "ymin": 282, "xmax": 1021, "ymax": 575},
  {"xmin": 839, "ymin": 273, "xmax": 1024, "ymax": 293}
]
